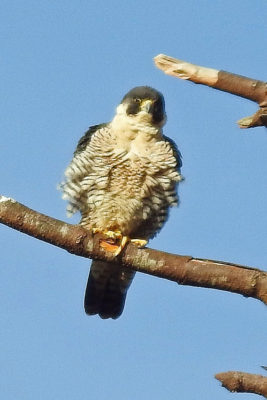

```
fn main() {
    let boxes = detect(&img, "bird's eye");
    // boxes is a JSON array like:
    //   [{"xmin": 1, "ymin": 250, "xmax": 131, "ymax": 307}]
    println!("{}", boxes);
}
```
[{"xmin": 133, "ymin": 98, "xmax": 141, "ymax": 103}]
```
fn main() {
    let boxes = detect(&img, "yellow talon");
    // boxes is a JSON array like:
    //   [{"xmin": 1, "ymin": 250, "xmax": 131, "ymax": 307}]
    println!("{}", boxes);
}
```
[
  {"xmin": 92, "ymin": 228, "xmax": 147, "ymax": 255},
  {"xmin": 92, "ymin": 228, "xmax": 128, "ymax": 255},
  {"xmin": 113, "ymin": 235, "xmax": 129, "ymax": 256},
  {"xmin": 130, "ymin": 239, "xmax": 148, "ymax": 248}
]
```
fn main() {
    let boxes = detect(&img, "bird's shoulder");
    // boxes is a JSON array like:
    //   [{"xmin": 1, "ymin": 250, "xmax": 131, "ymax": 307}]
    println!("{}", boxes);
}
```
[
  {"xmin": 74, "ymin": 123, "xmax": 109, "ymax": 156},
  {"xmin": 162, "ymin": 134, "xmax": 182, "ymax": 169}
]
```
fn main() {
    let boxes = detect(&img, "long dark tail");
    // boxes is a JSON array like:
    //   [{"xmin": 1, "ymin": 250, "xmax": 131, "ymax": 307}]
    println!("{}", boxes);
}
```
[{"xmin": 84, "ymin": 260, "xmax": 135, "ymax": 319}]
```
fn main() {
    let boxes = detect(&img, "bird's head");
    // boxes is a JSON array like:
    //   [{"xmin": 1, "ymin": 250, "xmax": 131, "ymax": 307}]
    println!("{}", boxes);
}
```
[{"xmin": 117, "ymin": 86, "xmax": 166, "ymax": 127}]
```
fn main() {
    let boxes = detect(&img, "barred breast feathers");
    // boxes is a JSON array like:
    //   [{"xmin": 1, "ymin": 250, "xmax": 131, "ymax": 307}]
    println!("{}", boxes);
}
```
[{"xmin": 60, "ymin": 113, "xmax": 182, "ymax": 237}]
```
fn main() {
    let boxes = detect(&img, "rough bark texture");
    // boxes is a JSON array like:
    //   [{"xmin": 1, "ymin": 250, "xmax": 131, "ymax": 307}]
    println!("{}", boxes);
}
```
[
  {"xmin": 154, "ymin": 54, "xmax": 267, "ymax": 129},
  {"xmin": 215, "ymin": 371, "xmax": 267, "ymax": 398},
  {"xmin": 1, "ymin": 196, "xmax": 267, "ymax": 305}
]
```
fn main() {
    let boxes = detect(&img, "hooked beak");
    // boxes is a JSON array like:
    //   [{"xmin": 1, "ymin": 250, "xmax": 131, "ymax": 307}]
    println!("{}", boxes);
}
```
[{"xmin": 140, "ymin": 99, "xmax": 153, "ymax": 113}]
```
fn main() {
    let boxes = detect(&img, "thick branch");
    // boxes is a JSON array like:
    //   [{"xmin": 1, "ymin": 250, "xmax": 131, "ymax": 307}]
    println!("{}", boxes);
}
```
[
  {"xmin": 1, "ymin": 195, "xmax": 267, "ymax": 305},
  {"xmin": 215, "ymin": 371, "xmax": 267, "ymax": 398},
  {"xmin": 154, "ymin": 54, "xmax": 267, "ymax": 129}
]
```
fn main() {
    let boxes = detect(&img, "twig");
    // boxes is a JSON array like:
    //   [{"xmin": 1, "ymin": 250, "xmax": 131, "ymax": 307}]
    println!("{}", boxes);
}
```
[
  {"xmin": 154, "ymin": 54, "xmax": 267, "ymax": 129},
  {"xmin": 1, "ymin": 195, "xmax": 267, "ymax": 305},
  {"xmin": 215, "ymin": 371, "xmax": 267, "ymax": 398}
]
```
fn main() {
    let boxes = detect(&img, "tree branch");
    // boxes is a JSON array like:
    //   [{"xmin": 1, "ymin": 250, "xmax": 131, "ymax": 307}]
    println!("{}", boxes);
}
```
[
  {"xmin": 215, "ymin": 371, "xmax": 267, "ymax": 398},
  {"xmin": 1, "ymin": 195, "xmax": 267, "ymax": 305},
  {"xmin": 154, "ymin": 54, "xmax": 267, "ymax": 129}
]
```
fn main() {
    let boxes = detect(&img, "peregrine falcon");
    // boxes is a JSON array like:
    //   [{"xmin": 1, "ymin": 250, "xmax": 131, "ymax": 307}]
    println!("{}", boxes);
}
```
[{"xmin": 60, "ymin": 86, "xmax": 182, "ymax": 319}]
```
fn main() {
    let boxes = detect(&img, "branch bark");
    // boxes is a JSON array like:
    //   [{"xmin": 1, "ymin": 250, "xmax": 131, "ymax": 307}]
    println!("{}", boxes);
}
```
[
  {"xmin": 1, "ymin": 195, "xmax": 267, "ymax": 305},
  {"xmin": 215, "ymin": 371, "xmax": 267, "ymax": 398},
  {"xmin": 154, "ymin": 54, "xmax": 267, "ymax": 129}
]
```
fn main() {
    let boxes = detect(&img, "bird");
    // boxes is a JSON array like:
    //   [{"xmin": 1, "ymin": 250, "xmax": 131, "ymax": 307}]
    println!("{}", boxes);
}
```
[{"xmin": 60, "ymin": 86, "xmax": 183, "ymax": 319}]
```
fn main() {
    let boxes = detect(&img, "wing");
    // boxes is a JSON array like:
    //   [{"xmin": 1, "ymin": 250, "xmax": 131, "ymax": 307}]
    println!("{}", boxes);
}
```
[
  {"xmin": 162, "ymin": 134, "xmax": 182, "ymax": 171},
  {"xmin": 60, "ymin": 123, "xmax": 108, "ymax": 216},
  {"xmin": 74, "ymin": 123, "xmax": 108, "ymax": 156},
  {"xmin": 133, "ymin": 135, "xmax": 183, "ymax": 240}
]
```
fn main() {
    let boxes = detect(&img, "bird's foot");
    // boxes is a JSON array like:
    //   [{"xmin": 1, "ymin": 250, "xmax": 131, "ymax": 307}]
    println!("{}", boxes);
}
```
[
  {"xmin": 92, "ymin": 228, "xmax": 128, "ymax": 256},
  {"xmin": 92, "ymin": 229, "xmax": 147, "ymax": 256},
  {"xmin": 130, "ymin": 238, "xmax": 148, "ymax": 248}
]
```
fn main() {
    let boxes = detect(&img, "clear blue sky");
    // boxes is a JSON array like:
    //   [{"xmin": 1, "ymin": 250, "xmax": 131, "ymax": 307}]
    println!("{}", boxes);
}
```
[{"xmin": 1, "ymin": 1, "xmax": 266, "ymax": 399}]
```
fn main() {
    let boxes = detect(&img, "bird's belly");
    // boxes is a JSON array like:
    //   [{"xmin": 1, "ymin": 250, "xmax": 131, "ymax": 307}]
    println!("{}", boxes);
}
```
[
  {"xmin": 80, "ymin": 159, "xmax": 154, "ymax": 235},
  {"xmin": 87, "ymin": 195, "xmax": 145, "ymax": 235},
  {"xmin": 85, "ymin": 164, "xmax": 148, "ymax": 235},
  {"xmin": 79, "ymin": 154, "xmax": 178, "ymax": 237}
]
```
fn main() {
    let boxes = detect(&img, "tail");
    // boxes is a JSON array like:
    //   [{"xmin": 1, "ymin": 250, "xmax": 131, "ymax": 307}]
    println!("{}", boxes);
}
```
[{"xmin": 84, "ymin": 260, "xmax": 135, "ymax": 319}]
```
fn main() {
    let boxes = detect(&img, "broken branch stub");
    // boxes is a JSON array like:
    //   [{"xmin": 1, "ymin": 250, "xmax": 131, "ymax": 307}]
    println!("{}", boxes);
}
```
[{"xmin": 154, "ymin": 54, "xmax": 267, "ymax": 129}]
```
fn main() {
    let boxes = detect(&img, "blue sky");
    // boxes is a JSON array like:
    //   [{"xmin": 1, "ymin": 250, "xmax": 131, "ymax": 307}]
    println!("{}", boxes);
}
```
[{"xmin": 1, "ymin": 1, "xmax": 266, "ymax": 399}]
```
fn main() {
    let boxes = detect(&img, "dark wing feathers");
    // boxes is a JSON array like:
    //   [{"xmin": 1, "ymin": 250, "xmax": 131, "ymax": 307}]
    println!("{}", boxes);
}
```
[
  {"xmin": 162, "ymin": 134, "xmax": 182, "ymax": 170},
  {"xmin": 74, "ymin": 123, "xmax": 108, "ymax": 156}
]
